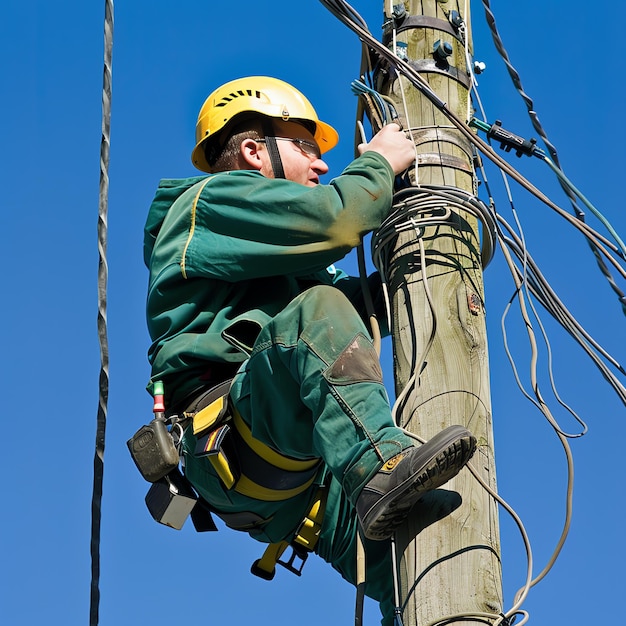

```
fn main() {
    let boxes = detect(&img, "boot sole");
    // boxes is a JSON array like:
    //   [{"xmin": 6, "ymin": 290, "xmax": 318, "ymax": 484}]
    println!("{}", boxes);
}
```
[{"xmin": 361, "ymin": 426, "xmax": 476, "ymax": 541}]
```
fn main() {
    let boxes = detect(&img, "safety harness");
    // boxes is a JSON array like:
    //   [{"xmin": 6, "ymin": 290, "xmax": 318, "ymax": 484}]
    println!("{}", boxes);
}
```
[
  {"xmin": 192, "ymin": 394, "xmax": 321, "ymax": 501},
  {"xmin": 127, "ymin": 380, "xmax": 328, "ymax": 580}
]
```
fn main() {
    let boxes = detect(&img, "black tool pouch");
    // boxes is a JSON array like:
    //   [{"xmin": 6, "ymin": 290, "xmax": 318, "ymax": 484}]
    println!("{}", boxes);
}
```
[{"xmin": 145, "ymin": 467, "xmax": 218, "ymax": 532}]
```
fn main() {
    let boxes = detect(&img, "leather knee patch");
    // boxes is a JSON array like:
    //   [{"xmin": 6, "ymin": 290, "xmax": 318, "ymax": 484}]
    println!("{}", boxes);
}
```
[{"xmin": 323, "ymin": 333, "xmax": 383, "ymax": 385}]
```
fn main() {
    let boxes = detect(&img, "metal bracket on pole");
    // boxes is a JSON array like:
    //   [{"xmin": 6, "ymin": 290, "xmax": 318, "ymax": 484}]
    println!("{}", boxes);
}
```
[
  {"xmin": 407, "ymin": 59, "xmax": 472, "ymax": 90},
  {"xmin": 416, "ymin": 152, "xmax": 475, "ymax": 174},
  {"xmin": 383, "ymin": 15, "xmax": 465, "ymax": 44}
]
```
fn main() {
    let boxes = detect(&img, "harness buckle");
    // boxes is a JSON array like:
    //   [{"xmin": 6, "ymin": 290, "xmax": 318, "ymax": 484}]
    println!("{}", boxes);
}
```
[
  {"xmin": 250, "ymin": 541, "xmax": 310, "ymax": 580},
  {"xmin": 250, "ymin": 485, "xmax": 327, "ymax": 581},
  {"xmin": 277, "ymin": 544, "xmax": 309, "ymax": 577}
]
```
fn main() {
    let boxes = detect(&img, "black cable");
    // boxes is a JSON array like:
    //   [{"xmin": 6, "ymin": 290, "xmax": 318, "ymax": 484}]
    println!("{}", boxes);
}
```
[
  {"xmin": 90, "ymin": 1, "xmax": 113, "ymax": 624},
  {"xmin": 495, "ymin": 217, "xmax": 626, "ymax": 405}
]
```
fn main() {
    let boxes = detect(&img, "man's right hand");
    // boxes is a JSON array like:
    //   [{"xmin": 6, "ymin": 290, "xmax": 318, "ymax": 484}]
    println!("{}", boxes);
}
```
[{"xmin": 357, "ymin": 123, "xmax": 415, "ymax": 175}]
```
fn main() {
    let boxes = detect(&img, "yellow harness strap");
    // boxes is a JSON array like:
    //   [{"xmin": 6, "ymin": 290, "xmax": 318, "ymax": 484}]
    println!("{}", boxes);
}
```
[
  {"xmin": 192, "ymin": 394, "xmax": 228, "ymax": 435},
  {"xmin": 230, "ymin": 407, "xmax": 320, "ymax": 501},
  {"xmin": 193, "ymin": 399, "xmax": 321, "ymax": 502},
  {"xmin": 251, "ymin": 541, "xmax": 291, "ymax": 580},
  {"xmin": 231, "ymin": 408, "xmax": 319, "ymax": 473},
  {"xmin": 292, "ymin": 486, "xmax": 326, "ymax": 550}
]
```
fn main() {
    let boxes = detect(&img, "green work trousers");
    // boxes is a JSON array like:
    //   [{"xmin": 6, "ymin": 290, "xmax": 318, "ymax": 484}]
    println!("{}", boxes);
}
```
[{"xmin": 184, "ymin": 285, "xmax": 414, "ymax": 624}]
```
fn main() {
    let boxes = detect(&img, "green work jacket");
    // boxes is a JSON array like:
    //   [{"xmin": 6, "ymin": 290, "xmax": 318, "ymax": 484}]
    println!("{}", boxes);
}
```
[{"xmin": 144, "ymin": 151, "xmax": 395, "ymax": 406}]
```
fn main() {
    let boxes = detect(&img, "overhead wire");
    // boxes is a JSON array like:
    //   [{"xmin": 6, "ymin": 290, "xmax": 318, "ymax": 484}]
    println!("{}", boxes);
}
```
[
  {"xmin": 478, "ymin": 0, "xmax": 626, "ymax": 314},
  {"xmin": 468, "ymin": 56, "xmax": 626, "ymax": 404},
  {"xmin": 474, "ymin": 129, "xmax": 620, "ymax": 621},
  {"xmin": 467, "ymin": 37, "xmax": 626, "ymax": 398},
  {"xmin": 90, "ymin": 1, "xmax": 114, "ymax": 625},
  {"xmin": 496, "ymin": 217, "xmax": 626, "ymax": 382},
  {"xmin": 539, "ymin": 153, "xmax": 626, "ymax": 258},
  {"xmin": 467, "ymin": 62, "xmax": 616, "ymax": 430},
  {"xmin": 467, "ymin": 23, "xmax": 623, "ymax": 619},
  {"xmin": 495, "ymin": 232, "xmax": 579, "ymax": 607}
]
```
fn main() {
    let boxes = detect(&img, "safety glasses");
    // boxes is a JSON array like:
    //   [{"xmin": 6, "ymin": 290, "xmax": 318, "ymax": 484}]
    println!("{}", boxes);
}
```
[{"xmin": 257, "ymin": 137, "xmax": 321, "ymax": 160}]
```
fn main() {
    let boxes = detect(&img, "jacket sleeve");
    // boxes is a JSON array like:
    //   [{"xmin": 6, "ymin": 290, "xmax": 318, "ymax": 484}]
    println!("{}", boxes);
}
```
[{"xmin": 180, "ymin": 151, "xmax": 395, "ymax": 282}]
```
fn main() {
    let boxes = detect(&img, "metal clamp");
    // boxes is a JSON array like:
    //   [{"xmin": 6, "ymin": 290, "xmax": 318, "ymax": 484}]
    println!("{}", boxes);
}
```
[
  {"xmin": 408, "ymin": 58, "xmax": 471, "ymax": 90},
  {"xmin": 383, "ymin": 15, "xmax": 465, "ymax": 44}
]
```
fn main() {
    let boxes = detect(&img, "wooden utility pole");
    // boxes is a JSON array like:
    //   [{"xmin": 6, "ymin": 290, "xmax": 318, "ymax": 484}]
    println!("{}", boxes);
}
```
[{"xmin": 378, "ymin": 1, "xmax": 503, "ymax": 624}]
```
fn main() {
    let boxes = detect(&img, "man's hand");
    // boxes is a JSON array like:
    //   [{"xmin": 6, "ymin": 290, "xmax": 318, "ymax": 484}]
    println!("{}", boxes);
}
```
[{"xmin": 357, "ymin": 123, "xmax": 415, "ymax": 175}]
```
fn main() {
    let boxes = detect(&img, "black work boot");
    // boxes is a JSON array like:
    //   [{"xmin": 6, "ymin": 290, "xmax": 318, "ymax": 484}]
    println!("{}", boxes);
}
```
[{"xmin": 355, "ymin": 425, "xmax": 476, "ymax": 541}]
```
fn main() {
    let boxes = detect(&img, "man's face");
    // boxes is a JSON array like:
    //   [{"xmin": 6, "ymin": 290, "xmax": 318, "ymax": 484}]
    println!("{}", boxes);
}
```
[{"xmin": 258, "ymin": 120, "xmax": 329, "ymax": 187}]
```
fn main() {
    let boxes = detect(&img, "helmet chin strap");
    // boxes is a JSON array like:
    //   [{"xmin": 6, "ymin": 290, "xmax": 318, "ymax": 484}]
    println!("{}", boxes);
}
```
[{"xmin": 262, "ymin": 120, "xmax": 285, "ymax": 179}]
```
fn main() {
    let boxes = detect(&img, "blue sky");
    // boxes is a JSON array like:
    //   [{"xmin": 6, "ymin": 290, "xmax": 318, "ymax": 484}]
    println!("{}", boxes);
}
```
[{"xmin": 2, "ymin": 2, "xmax": 624, "ymax": 625}]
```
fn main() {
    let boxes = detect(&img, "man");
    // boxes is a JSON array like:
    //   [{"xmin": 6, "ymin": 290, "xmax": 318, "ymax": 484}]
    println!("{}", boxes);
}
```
[{"xmin": 144, "ymin": 76, "xmax": 476, "ymax": 624}]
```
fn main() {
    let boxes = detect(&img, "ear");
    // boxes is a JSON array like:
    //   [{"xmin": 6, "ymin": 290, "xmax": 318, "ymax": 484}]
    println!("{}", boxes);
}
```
[{"xmin": 240, "ymin": 138, "xmax": 263, "ymax": 171}]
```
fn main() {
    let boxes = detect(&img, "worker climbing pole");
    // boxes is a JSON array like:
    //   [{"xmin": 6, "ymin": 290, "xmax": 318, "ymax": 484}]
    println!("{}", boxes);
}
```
[
  {"xmin": 376, "ymin": 2, "xmax": 503, "ymax": 624},
  {"xmin": 82, "ymin": 0, "xmax": 626, "ymax": 624}
]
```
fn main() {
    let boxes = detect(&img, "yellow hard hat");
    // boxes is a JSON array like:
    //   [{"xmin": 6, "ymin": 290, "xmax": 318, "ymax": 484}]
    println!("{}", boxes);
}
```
[{"xmin": 191, "ymin": 76, "xmax": 339, "ymax": 172}]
